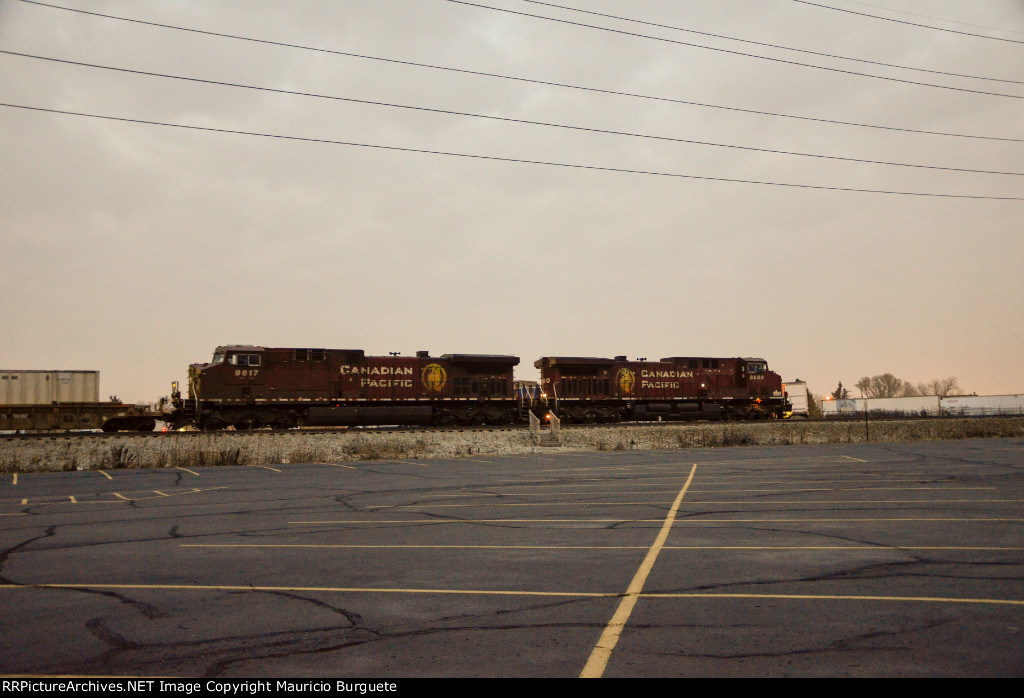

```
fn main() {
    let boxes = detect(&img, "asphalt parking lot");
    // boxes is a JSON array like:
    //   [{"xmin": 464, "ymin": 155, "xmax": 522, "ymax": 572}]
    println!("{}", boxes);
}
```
[{"xmin": 1, "ymin": 438, "xmax": 1022, "ymax": 677}]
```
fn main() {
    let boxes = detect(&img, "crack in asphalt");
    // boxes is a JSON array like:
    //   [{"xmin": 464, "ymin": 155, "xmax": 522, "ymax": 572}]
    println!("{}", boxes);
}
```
[
  {"xmin": 59, "ymin": 587, "xmax": 170, "ymax": 620},
  {"xmin": 239, "ymin": 589, "xmax": 369, "ymax": 628},
  {"xmin": 661, "ymin": 555, "xmax": 1024, "ymax": 595},
  {"xmin": 0, "ymin": 525, "xmax": 56, "ymax": 585},
  {"xmin": 652, "ymin": 616, "xmax": 958, "ymax": 661}
]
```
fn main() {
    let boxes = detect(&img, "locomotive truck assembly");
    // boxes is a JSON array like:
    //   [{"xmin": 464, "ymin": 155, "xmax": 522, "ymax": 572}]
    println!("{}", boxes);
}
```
[{"xmin": 167, "ymin": 345, "xmax": 789, "ymax": 430}]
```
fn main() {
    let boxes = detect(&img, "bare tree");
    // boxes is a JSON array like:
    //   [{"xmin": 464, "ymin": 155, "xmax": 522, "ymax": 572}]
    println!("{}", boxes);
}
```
[
  {"xmin": 915, "ymin": 377, "xmax": 963, "ymax": 398},
  {"xmin": 857, "ymin": 373, "xmax": 916, "ymax": 398},
  {"xmin": 858, "ymin": 373, "xmax": 965, "ymax": 398},
  {"xmin": 855, "ymin": 376, "xmax": 871, "ymax": 397}
]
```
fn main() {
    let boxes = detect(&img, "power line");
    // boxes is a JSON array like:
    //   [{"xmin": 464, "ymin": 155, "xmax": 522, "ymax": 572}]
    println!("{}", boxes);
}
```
[
  {"xmin": 515, "ymin": 0, "xmax": 1024, "ymax": 85},
  {"xmin": 834, "ymin": 0, "xmax": 1024, "ymax": 36},
  {"xmin": 2, "ymin": 102, "xmax": 1021, "ymax": 201},
  {"xmin": 790, "ymin": 0, "xmax": 1024, "ymax": 44},
  {"xmin": 13, "ymin": 0, "xmax": 1022, "ymax": 142},
  {"xmin": 5, "ymin": 50, "xmax": 1020, "ymax": 177},
  {"xmin": 442, "ymin": 0, "xmax": 1024, "ymax": 98}
]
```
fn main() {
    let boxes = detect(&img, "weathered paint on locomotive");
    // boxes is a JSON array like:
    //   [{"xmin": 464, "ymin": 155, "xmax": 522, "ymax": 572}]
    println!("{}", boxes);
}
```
[{"xmin": 180, "ymin": 346, "xmax": 522, "ymax": 429}]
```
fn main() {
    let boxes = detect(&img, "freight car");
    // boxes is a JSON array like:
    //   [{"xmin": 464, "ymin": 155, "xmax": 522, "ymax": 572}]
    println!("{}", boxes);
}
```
[
  {"xmin": 535, "ymin": 355, "xmax": 787, "ymax": 422},
  {"xmin": 169, "ymin": 346, "xmax": 524, "ymax": 430},
  {"xmin": 0, "ymin": 370, "xmax": 158, "ymax": 432}
]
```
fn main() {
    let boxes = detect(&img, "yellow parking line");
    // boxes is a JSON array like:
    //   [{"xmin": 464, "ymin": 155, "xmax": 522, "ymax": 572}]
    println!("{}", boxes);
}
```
[
  {"xmin": 394, "ymin": 500, "xmax": 675, "ymax": 509},
  {"xmin": 661, "ymin": 546, "xmax": 1024, "ymax": 550},
  {"xmin": 98, "ymin": 486, "xmax": 226, "ymax": 502},
  {"xmin": 291, "ymin": 516, "xmax": 1022, "ymax": 525},
  {"xmin": 11, "ymin": 473, "xmax": 17, "ymax": 485},
  {"xmin": 175, "ymin": 467, "xmax": 199, "ymax": 476},
  {"xmin": 291, "ymin": 518, "xmax": 666, "ymax": 524},
  {"xmin": 643, "ymin": 592, "xmax": 1024, "ymax": 606},
  {"xmin": 672, "ymin": 517, "xmax": 1024, "ymax": 522},
  {"xmin": 249, "ymin": 465, "xmax": 282, "ymax": 473},
  {"xmin": 382, "ymin": 498, "xmax": 1022, "ymax": 509},
  {"xmin": 580, "ymin": 464, "xmax": 698, "ymax": 679},
  {"xmin": 1, "ymin": 584, "xmax": 1018, "ymax": 608},
  {"xmin": 691, "ymin": 487, "xmax": 996, "ymax": 493},
  {"xmin": 0, "ymin": 583, "xmax": 612, "ymax": 599},
  {"xmin": 96, "ymin": 471, "xmax": 112, "ymax": 480},
  {"xmin": 68, "ymin": 496, "xmax": 76, "ymax": 504},
  {"xmin": 182, "ymin": 544, "xmax": 651, "ymax": 550},
  {"xmin": 180, "ymin": 544, "xmax": 1024, "ymax": 552}
]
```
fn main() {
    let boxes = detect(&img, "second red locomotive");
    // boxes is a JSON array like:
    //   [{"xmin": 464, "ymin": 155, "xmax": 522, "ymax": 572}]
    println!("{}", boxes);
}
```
[{"xmin": 536, "ymin": 355, "xmax": 786, "ymax": 422}]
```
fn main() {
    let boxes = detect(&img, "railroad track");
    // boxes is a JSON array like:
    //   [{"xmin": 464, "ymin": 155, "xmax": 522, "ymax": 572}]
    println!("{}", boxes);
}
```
[
  {"xmin": 7, "ymin": 413, "xmax": 1017, "ymax": 441},
  {"xmin": 0, "ymin": 420, "xmax": 716, "ymax": 440}
]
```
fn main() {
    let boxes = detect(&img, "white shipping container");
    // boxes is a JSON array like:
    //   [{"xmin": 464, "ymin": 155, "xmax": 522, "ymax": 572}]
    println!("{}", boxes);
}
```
[
  {"xmin": 821, "ymin": 398, "xmax": 861, "ymax": 415},
  {"xmin": 821, "ymin": 396, "xmax": 941, "ymax": 415},
  {"xmin": 784, "ymin": 381, "xmax": 809, "ymax": 417},
  {"xmin": 0, "ymin": 370, "xmax": 100, "ymax": 405},
  {"xmin": 940, "ymin": 394, "xmax": 1024, "ymax": 416},
  {"xmin": 865, "ymin": 395, "xmax": 941, "ymax": 415}
]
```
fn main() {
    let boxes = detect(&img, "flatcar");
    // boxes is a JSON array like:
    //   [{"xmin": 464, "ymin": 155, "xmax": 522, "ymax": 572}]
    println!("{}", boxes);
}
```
[
  {"xmin": 170, "ymin": 345, "xmax": 524, "ymax": 430},
  {"xmin": 535, "ymin": 355, "xmax": 787, "ymax": 422},
  {"xmin": 1, "ymin": 370, "xmax": 158, "ymax": 432}
]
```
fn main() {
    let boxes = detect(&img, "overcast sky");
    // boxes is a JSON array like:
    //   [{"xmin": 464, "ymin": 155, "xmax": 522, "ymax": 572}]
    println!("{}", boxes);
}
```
[{"xmin": 2, "ymin": 0, "xmax": 1022, "ymax": 403}]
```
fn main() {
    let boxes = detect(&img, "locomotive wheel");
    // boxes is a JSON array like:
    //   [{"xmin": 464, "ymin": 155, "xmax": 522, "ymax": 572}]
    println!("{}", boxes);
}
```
[
  {"xmin": 235, "ymin": 414, "xmax": 261, "ymax": 431},
  {"xmin": 495, "ymin": 411, "xmax": 515, "ymax": 425},
  {"xmin": 200, "ymin": 418, "xmax": 227, "ymax": 431},
  {"xmin": 433, "ymin": 412, "xmax": 458, "ymax": 427}
]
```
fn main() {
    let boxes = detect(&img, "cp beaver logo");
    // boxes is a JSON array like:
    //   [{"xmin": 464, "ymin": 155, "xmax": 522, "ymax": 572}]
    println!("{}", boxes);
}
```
[
  {"xmin": 421, "ymin": 363, "xmax": 447, "ymax": 392},
  {"xmin": 617, "ymin": 368, "xmax": 636, "ymax": 395}
]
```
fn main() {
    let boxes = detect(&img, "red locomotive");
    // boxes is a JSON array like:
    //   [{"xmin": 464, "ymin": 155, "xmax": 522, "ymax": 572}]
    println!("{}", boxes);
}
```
[
  {"xmin": 169, "ymin": 346, "xmax": 788, "ymax": 429},
  {"xmin": 535, "ymin": 355, "xmax": 786, "ymax": 422},
  {"xmin": 170, "ymin": 346, "xmax": 522, "ymax": 430}
]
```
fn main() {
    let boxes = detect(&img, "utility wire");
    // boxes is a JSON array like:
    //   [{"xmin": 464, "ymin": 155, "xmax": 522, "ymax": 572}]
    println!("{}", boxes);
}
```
[
  {"xmin": 2, "ymin": 102, "xmax": 1021, "ymax": 201},
  {"xmin": 836, "ymin": 0, "xmax": 1024, "ymax": 36},
  {"xmin": 13, "ymin": 0, "xmax": 1022, "ymax": 142},
  {"xmin": 790, "ymin": 0, "xmax": 1024, "ymax": 44},
  {"xmin": 516, "ymin": 0, "xmax": 1024, "ymax": 85},
  {"xmin": 5, "ymin": 50, "xmax": 1020, "ymax": 177},
  {"xmin": 442, "ymin": 0, "xmax": 1024, "ymax": 99}
]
